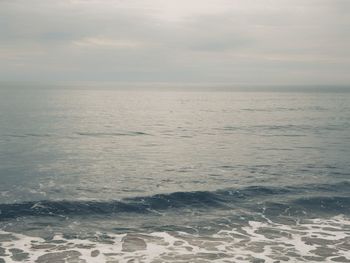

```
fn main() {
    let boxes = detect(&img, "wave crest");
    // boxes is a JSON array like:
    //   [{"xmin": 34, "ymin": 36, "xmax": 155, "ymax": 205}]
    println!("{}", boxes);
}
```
[{"xmin": 0, "ymin": 182, "xmax": 349, "ymax": 219}]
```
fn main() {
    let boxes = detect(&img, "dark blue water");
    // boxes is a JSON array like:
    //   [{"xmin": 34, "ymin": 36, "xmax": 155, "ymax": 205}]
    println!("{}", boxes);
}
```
[{"xmin": 0, "ymin": 87, "xmax": 349, "ymax": 262}]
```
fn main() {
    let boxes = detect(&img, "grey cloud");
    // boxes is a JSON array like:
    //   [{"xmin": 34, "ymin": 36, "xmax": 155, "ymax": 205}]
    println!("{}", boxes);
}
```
[{"xmin": 0, "ymin": 0, "xmax": 349, "ymax": 85}]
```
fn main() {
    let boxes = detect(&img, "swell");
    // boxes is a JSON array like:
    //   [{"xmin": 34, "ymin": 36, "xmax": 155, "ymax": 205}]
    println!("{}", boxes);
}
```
[
  {"xmin": 2, "ymin": 131, "xmax": 150, "ymax": 139},
  {"xmin": 0, "ymin": 182, "xmax": 349, "ymax": 219},
  {"xmin": 75, "ymin": 131, "xmax": 150, "ymax": 137}
]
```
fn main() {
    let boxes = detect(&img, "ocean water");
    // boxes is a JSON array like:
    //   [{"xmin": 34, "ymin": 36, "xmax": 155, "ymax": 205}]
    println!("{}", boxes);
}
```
[{"xmin": 0, "ymin": 87, "xmax": 349, "ymax": 262}]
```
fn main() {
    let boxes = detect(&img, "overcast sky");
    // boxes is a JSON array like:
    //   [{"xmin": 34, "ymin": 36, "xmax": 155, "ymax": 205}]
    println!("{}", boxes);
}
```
[{"xmin": 1, "ymin": 0, "xmax": 349, "ymax": 85}]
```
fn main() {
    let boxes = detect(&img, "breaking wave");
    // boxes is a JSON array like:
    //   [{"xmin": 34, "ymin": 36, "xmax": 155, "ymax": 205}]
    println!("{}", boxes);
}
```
[{"xmin": 1, "ymin": 182, "xmax": 349, "ymax": 219}]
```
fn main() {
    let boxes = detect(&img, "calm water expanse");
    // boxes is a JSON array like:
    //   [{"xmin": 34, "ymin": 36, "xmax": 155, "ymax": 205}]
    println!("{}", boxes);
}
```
[{"xmin": 0, "ymin": 86, "xmax": 349, "ymax": 262}]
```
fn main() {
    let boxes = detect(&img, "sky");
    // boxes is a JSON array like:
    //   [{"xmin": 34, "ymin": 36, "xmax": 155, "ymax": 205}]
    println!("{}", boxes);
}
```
[{"xmin": 0, "ymin": 0, "xmax": 349, "ymax": 85}]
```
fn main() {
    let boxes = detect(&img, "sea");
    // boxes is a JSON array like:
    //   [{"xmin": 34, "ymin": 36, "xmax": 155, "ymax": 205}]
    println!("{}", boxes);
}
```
[{"xmin": 0, "ymin": 85, "xmax": 349, "ymax": 262}]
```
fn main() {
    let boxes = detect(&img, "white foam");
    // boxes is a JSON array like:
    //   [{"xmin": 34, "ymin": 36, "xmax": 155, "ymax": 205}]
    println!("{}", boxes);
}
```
[{"xmin": 0, "ymin": 215, "xmax": 349, "ymax": 262}]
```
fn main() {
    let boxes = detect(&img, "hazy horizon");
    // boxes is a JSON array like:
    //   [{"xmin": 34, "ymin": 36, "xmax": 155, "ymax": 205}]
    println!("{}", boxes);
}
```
[{"xmin": 1, "ymin": 81, "xmax": 350, "ymax": 93}]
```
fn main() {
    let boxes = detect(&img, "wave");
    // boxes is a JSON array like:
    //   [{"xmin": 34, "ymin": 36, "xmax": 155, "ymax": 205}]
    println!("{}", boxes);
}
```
[
  {"xmin": 216, "ymin": 124, "xmax": 349, "ymax": 135},
  {"xmin": 1, "ymin": 131, "xmax": 150, "ymax": 139},
  {"xmin": 260, "ymin": 196, "xmax": 350, "ymax": 217},
  {"xmin": 76, "ymin": 131, "xmax": 150, "ymax": 137},
  {"xmin": 3, "ymin": 133, "xmax": 53, "ymax": 138},
  {"xmin": 0, "ymin": 182, "xmax": 349, "ymax": 219}
]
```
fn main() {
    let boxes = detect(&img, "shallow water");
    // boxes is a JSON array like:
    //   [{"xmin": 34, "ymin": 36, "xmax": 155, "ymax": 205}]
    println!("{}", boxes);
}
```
[{"xmin": 0, "ymin": 87, "xmax": 349, "ymax": 262}]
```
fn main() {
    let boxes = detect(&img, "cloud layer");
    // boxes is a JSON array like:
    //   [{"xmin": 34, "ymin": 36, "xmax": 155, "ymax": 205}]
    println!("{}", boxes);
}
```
[{"xmin": 1, "ymin": 0, "xmax": 349, "ymax": 84}]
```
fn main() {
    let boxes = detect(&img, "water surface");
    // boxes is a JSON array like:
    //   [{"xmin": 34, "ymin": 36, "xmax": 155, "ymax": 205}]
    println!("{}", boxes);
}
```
[{"xmin": 0, "ymin": 87, "xmax": 349, "ymax": 262}]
